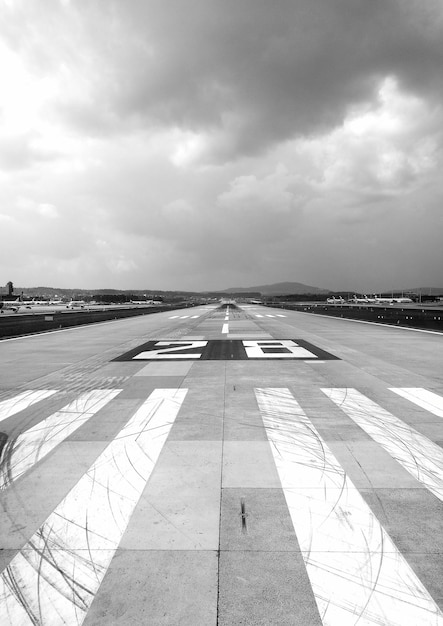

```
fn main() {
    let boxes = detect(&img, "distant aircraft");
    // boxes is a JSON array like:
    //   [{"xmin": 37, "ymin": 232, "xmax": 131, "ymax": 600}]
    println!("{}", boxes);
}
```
[
  {"xmin": 0, "ymin": 296, "xmax": 21, "ymax": 312},
  {"xmin": 66, "ymin": 299, "xmax": 86, "ymax": 309},
  {"xmin": 348, "ymin": 295, "xmax": 371, "ymax": 304},
  {"xmin": 374, "ymin": 296, "xmax": 413, "ymax": 304},
  {"xmin": 326, "ymin": 296, "xmax": 345, "ymax": 304},
  {"xmin": 0, "ymin": 297, "xmax": 70, "ymax": 313},
  {"xmin": 348, "ymin": 294, "xmax": 413, "ymax": 305}
]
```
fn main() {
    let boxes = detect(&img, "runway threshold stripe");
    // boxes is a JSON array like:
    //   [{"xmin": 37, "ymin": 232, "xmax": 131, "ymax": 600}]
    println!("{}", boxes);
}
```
[
  {"xmin": 0, "ymin": 388, "xmax": 187, "ymax": 625},
  {"xmin": 0, "ymin": 389, "xmax": 122, "ymax": 489},
  {"xmin": 255, "ymin": 388, "xmax": 443, "ymax": 625},
  {"xmin": 390, "ymin": 388, "xmax": 443, "ymax": 418},
  {"xmin": 222, "ymin": 323, "xmax": 229, "ymax": 334},
  {"xmin": 0, "ymin": 390, "xmax": 57, "ymax": 424},
  {"xmin": 322, "ymin": 388, "xmax": 443, "ymax": 502}
]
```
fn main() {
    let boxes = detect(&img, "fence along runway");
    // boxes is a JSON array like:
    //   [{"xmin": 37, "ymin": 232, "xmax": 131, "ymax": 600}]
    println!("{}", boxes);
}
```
[{"xmin": 0, "ymin": 303, "xmax": 442, "ymax": 625}]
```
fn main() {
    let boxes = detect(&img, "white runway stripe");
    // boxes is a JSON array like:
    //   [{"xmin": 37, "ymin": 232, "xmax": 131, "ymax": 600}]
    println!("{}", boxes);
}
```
[
  {"xmin": 0, "ymin": 388, "xmax": 187, "ymax": 626},
  {"xmin": 390, "ymin": 387, "xmax": 443, "ymax": 418},
  {"xmin": 322, "ymin": 388, "xmax": 443, "ymax": 502},
  {"xmin": 168, "ymin": 315, "xmax": 179, "ymax": 319},
  {"xmin": 265, "ymin": 314, "xmax": 275, "ymax": 317},
  {"xmin": 255, "ymin": 314, "xmax": 263, "ymax": 317},
  {"xmin": 255, "ymin": 387, "xmax": 443, "ymax": 626},
  {"xmin": 0, "ymin": 390, "xmax": 57, "ymax": 424},
  {"xmin": 0, "ymin": 389, "xmax": 121, "ymax": 490},
  {"xmin": 276, "ymin": 314, "xmax": 286, "ymax": 317},
  {"xmin": 222, "ymin": 323, "xmax": 229, "ymax": 334}
]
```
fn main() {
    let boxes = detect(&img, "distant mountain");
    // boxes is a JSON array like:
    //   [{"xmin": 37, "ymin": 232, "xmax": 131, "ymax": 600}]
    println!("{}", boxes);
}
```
[{"xmin": 224, "ymin": 281, "xmax": 331, "ymax": 296}]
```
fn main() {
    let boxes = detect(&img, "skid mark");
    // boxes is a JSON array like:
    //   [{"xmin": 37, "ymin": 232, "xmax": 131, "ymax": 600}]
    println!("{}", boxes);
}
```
[
  {"xmin": 323, "ymin": 388, "xmax": 443, "ymax": 502},
  {"xmin": 256, "ymin": 387, "xmax": 443, "ymax": 626},
  {"xmin": 0, "ymin": 388, "xmax": 187, "ymax": 625},
  {"xmin": 0, "ymin": 389, "xmax": 122, "ymax": 490},
  {"xmin": 0, "ymin": 391, "xmax": 57, "ymax": 425}
]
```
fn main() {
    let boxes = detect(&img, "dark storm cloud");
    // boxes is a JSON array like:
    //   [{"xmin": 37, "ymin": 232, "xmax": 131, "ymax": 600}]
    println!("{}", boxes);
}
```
[
  {"xmin": 3, "ymin": 0, "xmax": 442, "ymax": 158},
  {"xmin": 61, "ymin": 0, "xmax": 443, "ymax": 157}
]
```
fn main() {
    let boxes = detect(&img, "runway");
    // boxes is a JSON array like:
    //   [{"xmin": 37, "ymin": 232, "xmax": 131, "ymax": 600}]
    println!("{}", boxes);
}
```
[{"xmin": 0, "ymin": 303, "xmax": 442, "ymax": 625}]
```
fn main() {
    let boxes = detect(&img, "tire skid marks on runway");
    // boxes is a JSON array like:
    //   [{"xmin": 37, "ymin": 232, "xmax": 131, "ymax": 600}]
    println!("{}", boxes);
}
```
[
  {"xmin": 255, "ymin": 388, "xmax": 443, "ymax": 626},
  {"xmin": 0, "ymin": 389, "xmax": 122, "ymax": 490},
  {"xmin": 0, "ymin": 388, "xmax": 187, "ymax": 626},
  {"xmin": 323, "ymin": 388, "xmax": 443, "ymax": 502},
  {"xmin": 0, "ymin": 391, "xmax": 57, "ymax": 424},
  {"xmin": 390, "ymin": 388, "xmax": 443, "ymax": 418}
]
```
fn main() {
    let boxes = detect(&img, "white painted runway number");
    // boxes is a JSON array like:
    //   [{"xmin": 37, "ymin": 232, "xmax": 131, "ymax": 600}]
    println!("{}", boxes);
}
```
[
  {"xmin": 133, "ymin": 340, "xmax": 208, "ymax": 360},
  {"xmin": 116, "ymin": 339, "xmax": 338, "ymax": 361},
  {"xmin": 243, "ymin": 340, "xmax": 316, "ymax": 359}
]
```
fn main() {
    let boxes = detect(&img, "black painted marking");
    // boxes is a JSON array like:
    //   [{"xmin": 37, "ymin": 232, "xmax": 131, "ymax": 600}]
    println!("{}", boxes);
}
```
[
  {"xmin": 240, "ymin": 497, "xmax": 248, "ymax": 533},
  {"xmin": 114, "ymin": 339, "xmax": 339, "ymax": 361}
]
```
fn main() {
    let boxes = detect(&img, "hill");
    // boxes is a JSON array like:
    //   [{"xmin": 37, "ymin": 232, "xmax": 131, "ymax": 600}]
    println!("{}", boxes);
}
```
[{"xmin": 224, "ymin": 281, "xmax": 331, "ymax": 296}]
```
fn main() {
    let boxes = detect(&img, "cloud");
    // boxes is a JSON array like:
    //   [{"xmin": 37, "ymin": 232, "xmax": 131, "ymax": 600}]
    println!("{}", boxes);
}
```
[
  {"xmin": 1, "ymin": 1, "xmax": 443, "ymax": 291},
  {"xmin": 293, "ymin": 77, "xmax": 443, "ymax": 201},
  {"xmin": 3, "ymin": 0, "xmax": 443, "ymax": 159}
]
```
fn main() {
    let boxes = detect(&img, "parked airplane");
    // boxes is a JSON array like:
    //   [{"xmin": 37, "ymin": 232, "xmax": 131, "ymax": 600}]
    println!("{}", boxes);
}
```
[
  {"xmin": 1, "ymin": 298, "xmax": 71, "ymax": 313},
  {"xmin": 0, "ymin": 296, "xmax": 21, "ymax": 312},
  {"xmin": 348, "ymin": 295, "xmax": 371, "ymax": 304},
  {"xmin": 326, "ymin": 296, "xmax": 345, "ymax": 304},
  {"xmin": 349, "ymin": 294, "xmax": 413, "ymax": 304},
  {"xmin": 66, "ymin": 300, "xmax": 86, "ymax": 309},
  {"xmin": 374, "ymin": 296, "xmax": 413, "ymax": 304}
]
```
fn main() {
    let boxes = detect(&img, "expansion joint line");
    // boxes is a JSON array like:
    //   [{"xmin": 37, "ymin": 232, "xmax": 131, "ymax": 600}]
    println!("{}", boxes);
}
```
[{"xmin": 216, "ymin": 359, "xmax": 227, "ymax": 625}]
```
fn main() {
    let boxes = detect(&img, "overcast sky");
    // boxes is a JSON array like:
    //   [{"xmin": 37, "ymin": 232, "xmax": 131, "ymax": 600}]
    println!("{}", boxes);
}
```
[{"xmin": 1, "ymin": 0, "xmax": 442, "ymax": 292}]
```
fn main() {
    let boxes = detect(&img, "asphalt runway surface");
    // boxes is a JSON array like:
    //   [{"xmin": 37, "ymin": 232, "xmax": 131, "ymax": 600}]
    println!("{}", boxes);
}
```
[{"xmin": 0, "ymin": 303, "xmax": 443, "ymax": 625}]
